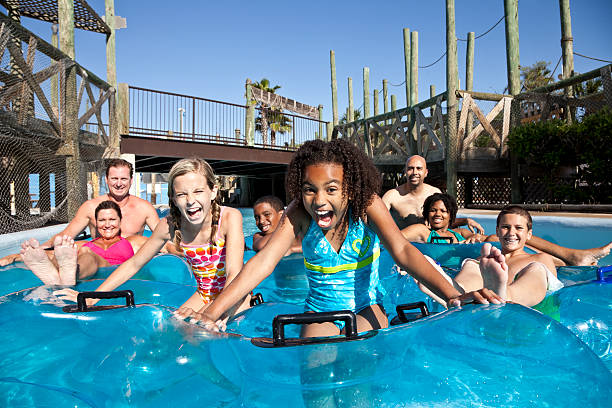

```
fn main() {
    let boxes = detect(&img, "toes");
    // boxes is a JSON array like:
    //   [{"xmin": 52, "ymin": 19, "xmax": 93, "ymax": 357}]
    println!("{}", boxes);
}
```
[
  {"xmin": 480, "ymin": 242, "xmax": 492, "ymax": 257},
  {"xmin": 53, "ymin": 235, "xmax": 63, "ymax": 247},
  {"xmin": 61, "ymin": 235, "xmax": 74, "ymax": 247}
]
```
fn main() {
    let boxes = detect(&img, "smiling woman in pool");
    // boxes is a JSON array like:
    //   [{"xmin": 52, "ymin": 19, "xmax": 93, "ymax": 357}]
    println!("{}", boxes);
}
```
[
  {"xmin": 400, "ymin": 193, "xmax": 485, "ymax": 244},
  {"xmin": 5, "ymin": 201, "xmax": 148, "ymax": 285}
]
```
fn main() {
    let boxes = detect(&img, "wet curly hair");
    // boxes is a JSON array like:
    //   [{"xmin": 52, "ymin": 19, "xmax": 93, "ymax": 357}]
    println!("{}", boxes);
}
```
[{"xmin": 285, "ymin": 138, "xmax": 381, "ymax": 223}]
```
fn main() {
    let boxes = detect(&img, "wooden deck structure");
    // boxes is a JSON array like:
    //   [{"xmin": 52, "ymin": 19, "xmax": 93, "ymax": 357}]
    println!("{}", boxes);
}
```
[{"xmin": 334, "ymin": 64, "xmax": 612, "ymax": 205}]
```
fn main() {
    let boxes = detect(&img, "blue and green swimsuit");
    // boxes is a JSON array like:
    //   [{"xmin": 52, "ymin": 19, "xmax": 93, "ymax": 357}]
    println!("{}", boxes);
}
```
[
  {"xmin": 302, "ymin": 215, "xmax": 385, "ymax": 323},
  {"xmin": 427, "ymin": 229, "xmax": 465, "ymax": 243}
]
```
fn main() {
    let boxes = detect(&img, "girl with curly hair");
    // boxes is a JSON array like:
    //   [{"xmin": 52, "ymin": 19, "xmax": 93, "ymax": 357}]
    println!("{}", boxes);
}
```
[
  {"xmin": 56, "ymin": 158, "xmax": 250, "ymax": 321},
  {"xmin": 189, "ymin": 139, "xmax": 500, "ymax": 336}
]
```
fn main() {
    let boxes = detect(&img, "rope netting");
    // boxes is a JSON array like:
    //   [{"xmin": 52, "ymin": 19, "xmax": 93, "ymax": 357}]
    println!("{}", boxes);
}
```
[{"xmin": 0, "ymin": 20, "xmax": 110, "ymax": 234}]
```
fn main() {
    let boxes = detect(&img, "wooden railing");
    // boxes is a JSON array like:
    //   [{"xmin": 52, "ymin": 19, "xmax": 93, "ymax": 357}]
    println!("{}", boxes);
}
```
[
  {"xmin": 336, "ymin": 63, "xmax": 612, "ymax": 168},
  {"xmin": 333, "ymin": 93, "xmax": 447, "ymax": 165}
]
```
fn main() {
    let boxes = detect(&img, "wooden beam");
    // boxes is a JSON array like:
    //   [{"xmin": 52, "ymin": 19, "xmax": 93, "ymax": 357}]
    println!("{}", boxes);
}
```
[
  {"xmin": 457, "ymin": 89, "xmax": 512, "ymax": 101},
  {"xmin": 0, "ymin": 11, "xmax": 110, "ymax": 90},
  {"xmin": 501, "ymin": 97, "xmax": 512, "ymax": 157},
  {"xmin": 0, "ymin": 59, "xmax": 69, "ymax": 109},
  {"xmin": 83, "ymin": 79, "xmax": 110, "ymax": 142},
  {"xmin": 6, "ymin": 40, "xmax": 61, "ymax": 135},
  {"xmin": 17, "ymin": 35, "xmax": 37, "ymax": 124},
  {"xmin": 457, "ymin": 93, "xmax": 472, "ymax": 157},
  {"xmin": 78, "ymin": 87, "xmax": 112, "ymax": 129},
  {"xmin": 464, "ymin": 98, "xmax": 504, "ymax": 150}
]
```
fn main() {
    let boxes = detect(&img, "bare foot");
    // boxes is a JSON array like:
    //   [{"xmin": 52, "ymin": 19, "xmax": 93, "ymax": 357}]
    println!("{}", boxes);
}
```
[
  {"xmin": 480, "ymin": 243, "xmax": 509, "ymax": 301},
  {"xmin": 54, "ymin": 235, "xmax": 78, "ymax": 285},
  {"xmin": 20, "ymin": 238, "xmax": 61, "ymax": 285},
  {"xmin": 566, "ymin": 242, "xmax": 612, "ymax": 266}
]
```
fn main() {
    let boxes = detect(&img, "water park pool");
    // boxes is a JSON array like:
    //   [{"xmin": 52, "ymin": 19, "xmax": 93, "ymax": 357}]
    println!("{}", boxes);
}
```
[{"xmin": 0, "ymin": 209, "xmax": 611, "ymax": 406}]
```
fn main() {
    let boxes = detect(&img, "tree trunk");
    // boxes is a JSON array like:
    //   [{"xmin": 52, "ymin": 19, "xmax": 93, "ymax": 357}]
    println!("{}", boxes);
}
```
[{"xmin": 260, "ymin": 108, "xmax": 269, "ymax": 146}]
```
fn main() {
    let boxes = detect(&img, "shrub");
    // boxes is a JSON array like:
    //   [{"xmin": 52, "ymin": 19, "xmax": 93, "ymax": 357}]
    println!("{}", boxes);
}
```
[{"xmin": 507, "ymin": 108, "xmax": 612, "ymax": 203}]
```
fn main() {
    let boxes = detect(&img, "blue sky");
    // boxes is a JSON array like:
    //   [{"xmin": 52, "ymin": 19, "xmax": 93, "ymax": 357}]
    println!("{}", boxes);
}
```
[{"xmin": 16, "ymin": 0, "xmax": 612, "ymax": 123}]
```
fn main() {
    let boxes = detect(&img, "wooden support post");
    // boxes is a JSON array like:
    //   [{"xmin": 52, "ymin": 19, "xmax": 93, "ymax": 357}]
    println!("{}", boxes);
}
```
[
  {"xmin": 373, "ymin": 89, "xmax": 379, "ymax": 116},
  {"xmin": 383, "ymin": 79, "xmax": 389, "ymax": 125},
  {"xmin": 117, "ymin": 83, "xmax": 129, "ymax": 135},
  {"xmin": 8, "ymin": 5, "xmax": 22, "ymax": 113},
  {"xmin": 504, "ymin": 0, "xmax": 522, "ymax": 203},
  {"xmin": 105, "ymin": 0, "xmax": 116, "ymax": 88},
  {"xmin": 245, "ymin": 79, "xmax": 255, "ymax": 146},
  {"xmin": 559, "ymin": 0, "xmax": 575, "ymax": 122},
  {"xmin": 330, "ymin": 50, "xmax": 338, "ymax": 126},
  {"xmin": 51, "ymin": 24, "xmax": 58, "ymax": 118},
  {"xmin": 466, "ymin": 31, "xmax": 475, "ymax": 136},
  {"xmin": 91, "ymin": 171, "xmax": 99, "ymax": 198},
  {"xmin": 410, "ymin": 31, "xmax": 419, "ymax": 150},
  {"xmin": 403, "ymin": 28, "xmax": 411, "ymax": 108},
  {"xmin": 430, "ymin": 85, "xmax": 436, "ymax": 116},
  {"xmin": 410, "ymin": 31, "xmax": 419, "ymax": 106},
  {"xmin": 373, "ymin": 89, "xmax": 379, "ymax": 147},
  {"xmin": 55, "ymin": 163, "xmax": 67, "ymax": 220},
  {"xmin": 318, "ymin": 104, "xmax": 324, "ymax": 140},
  {"xmin": 363, "ymin": 67, "xmax": 370, "ymax": 118},
  {"xmin": 59, "ymin": 0, "xmax": 84, "ymax": 220},
  {"xmin": 348, "ymin": 77, "xmax": 354, "ymax": 122},
  {"xmin": 559, "ymin": 0, "xmax": 574, "ymax": 83},
  {"xmin": 504, "ymin": 0, "xmax": 521, "ymax": 96},
  {"xmin": 391, "ymin": 94, "xmax": 397, "ymax": 111},
  {"xmin": 105, "ymin": 0, "xmax": 119, "ymax": 154},
  {"xmin": 150, "ymin": 173, "xmax": 157, "ymax": 205},
  {"xmin": 445, "ymin": 0, "xmax": 458, "ymax": 197}
]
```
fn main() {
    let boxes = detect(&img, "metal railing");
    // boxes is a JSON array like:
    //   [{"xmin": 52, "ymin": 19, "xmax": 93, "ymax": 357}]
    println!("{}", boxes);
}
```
[{"xmin": 128, "ymin": 86, "xmax": 327, "ymax": 150}]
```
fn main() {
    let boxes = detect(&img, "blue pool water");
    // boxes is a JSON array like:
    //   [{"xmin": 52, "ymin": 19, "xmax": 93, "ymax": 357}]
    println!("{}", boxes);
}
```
[{"xmin": 0, "ymin": 208, "xmax": 611, "ymax": 406}]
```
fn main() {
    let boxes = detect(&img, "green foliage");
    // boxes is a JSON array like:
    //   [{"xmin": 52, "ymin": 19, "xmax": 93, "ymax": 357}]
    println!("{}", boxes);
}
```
[
  {"xmin": 339, "ymin": 109, "xmax": 362, "ymax": 125},
  {"xmin": 251, "ymin": 78, "xmax": 292, "ymax": 143},
  {"xmin": 507, "ymin": 108, "xmax": 612, "ymax": 203},
  {"xmin": 520, "ymin": 61, "xmax": 554, "ymax": 91},
  {"xmin": 573, "ymin": 77, "xmax": 602, "ymax": 97},
  {"xmin": 252, "ymin": 78, "xmax": 281, "ymax": 94},
  {"xmin": 475, "ymin": 133, "xmax": 493, "ymax": 148}
]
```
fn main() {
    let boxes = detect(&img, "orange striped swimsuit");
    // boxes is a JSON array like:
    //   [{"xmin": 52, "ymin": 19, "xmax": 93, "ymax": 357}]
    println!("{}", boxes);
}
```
[{"xmin": 181, "ymin": 207, "xmax": 227, "ymax": 304}]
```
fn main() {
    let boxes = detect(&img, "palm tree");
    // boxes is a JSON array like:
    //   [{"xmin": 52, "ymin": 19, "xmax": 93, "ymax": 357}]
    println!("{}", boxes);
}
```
[
  {"xmin": 339, "ymin": 109, "xmax": 362, "ymax": 124},
  {"xmin": 267, "ymin": 108, "xmax": 292, "ymax": 146},
  {"xmin": 252, "ymin": 78, "xmax": 283, "ymax": 146},
  {"xmin": 520, "ymin": 61, "xmax": 554, "ymax": 92}
]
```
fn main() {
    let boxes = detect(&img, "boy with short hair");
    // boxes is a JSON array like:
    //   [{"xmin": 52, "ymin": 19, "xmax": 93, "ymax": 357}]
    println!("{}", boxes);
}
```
[
  {"xmin": 424, "ymin": 205, "xmax": 563, "ymax": 308},
  {"xmin": 252, "ymin": 195, "xmax": 302, "ymax": 255}
]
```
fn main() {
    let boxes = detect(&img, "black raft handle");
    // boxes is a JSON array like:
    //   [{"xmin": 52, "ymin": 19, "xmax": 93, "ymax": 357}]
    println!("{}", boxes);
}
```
[
  {"xmin": 249, "ymin": 292, "xmax": 264, "ymax": 307},
  {"xmin": 273, "ymin": 310, "xmax": 357, "ymax": 346},
  {"xmin": 76, "ymin": 290, "xmax": 135, "ymax": 312},
  {"xmin": 395, "ymin": 301, "xmax": 429, "ymax": 324},
  {"xmin": 429, "ymin": 236, "xmax": 454, "ymax": 244}
]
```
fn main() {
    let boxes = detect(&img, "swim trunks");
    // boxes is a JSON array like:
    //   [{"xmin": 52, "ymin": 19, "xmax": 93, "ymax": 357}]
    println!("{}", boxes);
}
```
[
  {"xmin": 181, "ymin": 207, "xmax": 228, "ymax": 304},
  {"xmin": 83, "ymin": 237, "xmax": 134, "ymax": 265},
  {"xmin": 302, "ymin": 213, "xmax": 385, "ymax": 330}
]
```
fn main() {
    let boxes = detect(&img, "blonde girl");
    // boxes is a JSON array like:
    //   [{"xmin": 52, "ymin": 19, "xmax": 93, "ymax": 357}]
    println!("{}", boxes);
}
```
[{"xmin": 56, "ymin": 158, "xmax": 249, "ymax": 318}]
